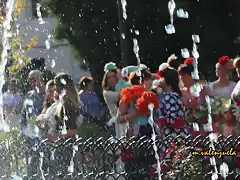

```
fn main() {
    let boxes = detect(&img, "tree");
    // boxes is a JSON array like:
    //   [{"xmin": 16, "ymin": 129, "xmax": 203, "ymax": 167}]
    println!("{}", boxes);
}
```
[{"xmin": 42, "ymin": 0, "xmax": 240, "ymax": 83}]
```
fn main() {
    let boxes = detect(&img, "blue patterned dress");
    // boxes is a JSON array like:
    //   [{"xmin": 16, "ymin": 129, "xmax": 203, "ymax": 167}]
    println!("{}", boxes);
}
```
[{"xmin": 160, "ymin": 92, "xmax": 188, "ymax": 152}]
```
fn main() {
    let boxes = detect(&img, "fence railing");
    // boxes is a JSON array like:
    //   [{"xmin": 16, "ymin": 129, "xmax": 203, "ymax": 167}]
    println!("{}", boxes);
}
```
[{"xmin": 0, "ymin": 133, "xmax": 240, "ymax": 180}]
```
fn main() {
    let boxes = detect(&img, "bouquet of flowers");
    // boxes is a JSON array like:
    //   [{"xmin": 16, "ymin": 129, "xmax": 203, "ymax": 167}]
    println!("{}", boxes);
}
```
[
  {"xmin": 135, "ymin": 91, "xmax": 159, "ymax": 115},
  {"xmin": 186, "ymin": 96, "xmax": 231, "ymax": 125},
  {"xmin": 211, "ymin": 96, "xmax": 232, "ymax": 115},
  {"xmin": 27, "ymin": 117, "xmax": 41, "ymax": 125},
  {"xmin": 186, "ymin": 103, "xmax": 208, "ymax": 124},
  {"xmin": 211, "ymin": 96, "xmax": 232, "ymax": 130},
  {"xmin": 120, "ymin": 85, "xmax": 145, "ymax": 104},
  {"xmin": 162, "ymin": 143, "xmax": 205, "ymax": 180}
]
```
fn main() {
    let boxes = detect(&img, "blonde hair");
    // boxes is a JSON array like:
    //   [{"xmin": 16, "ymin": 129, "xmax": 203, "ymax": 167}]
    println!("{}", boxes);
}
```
[
  {"xmin": 28, "ymin": 70, "xmax": 43, "ymax": 80},
  {"xmin": 233, "ymin": 57, "xmax": 240, "ymax": 68}
]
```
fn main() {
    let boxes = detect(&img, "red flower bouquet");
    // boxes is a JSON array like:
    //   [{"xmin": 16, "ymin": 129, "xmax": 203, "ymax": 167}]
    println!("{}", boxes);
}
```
[
  {"xmin": 136, "ymin": 91, "xmax": 159, "ymax": 115},
  {"xmin": 173, "ymin": 117, "xmax": 185, "ymax": 129},
  {"xmin": 120, "ymin": 85, "xmax": 145, "ymax": 104},
  {"xmin": 120, "ymin": 147, "xmax": 133, "ymax": 162}
]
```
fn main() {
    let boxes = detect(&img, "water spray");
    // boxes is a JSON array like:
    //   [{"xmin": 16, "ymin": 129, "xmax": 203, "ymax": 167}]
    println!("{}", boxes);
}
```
[{"xmin": 148, "ymin": 103, "xmax": 162, "ymax": 180}]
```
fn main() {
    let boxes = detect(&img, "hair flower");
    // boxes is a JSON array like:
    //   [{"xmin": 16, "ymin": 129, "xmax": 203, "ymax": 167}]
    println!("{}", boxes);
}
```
[
  {"xmin": 136, "ymin": 91, "xmax": 159, "ymax": 115},
  {"xmin": 218, "ymin": 56, "xmax": 230, "ymax": 65},
  {"xmin": 104, "ymin": 62, "xmax": 117, "ymax": 72},
  {"xmin": 157, "ymin": 63, "xmax": 169, "ymax": 78},
  {"xmin": 157, "ymin": 70, "xmax": 164, "ymax": 78},
  {"xmin": 184, "ymin": 57, "xmax": 195, "ymax": 65}
]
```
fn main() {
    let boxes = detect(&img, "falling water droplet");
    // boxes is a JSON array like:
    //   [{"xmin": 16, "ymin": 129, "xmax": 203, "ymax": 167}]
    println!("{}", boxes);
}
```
[
  {"xmin": 51, "ymin": 59, "xmax": 55, "ymax": 68},
  {"xmin": 134, "ymin": 30, "xmax": 139, "ymax": 35},
  {"xmin": 165, "ymin": 24, "xmax": 175, "ymax": 34},
  {"xmin": 133, "ymin": 38, "xmax": 141, "ymax": 76},
  {"xmin": 181, "ymin": 48, "xmax": 190, "ymax": 58},
  {"xmin": 220, "ymin": 162, "xmax": 229, "ymax": 178},
  {"xmin": 45, "ymin": 35, "xmax": 51, "ymax": 49},
  {"xmin": 60, "ymin": 79, "xmax": 67, "ymax": 85},
  {"xmin": 192, "ymin": 35, "xmax": 200, "ymax": 43},
  {"xmin": 168, "ymin": 0, "xmax": 176, "ymax": 16},
  {"xmin": 177, "ymin": 8, "xmax": 189, "ymax": 19},
  {"xmin": 121, "ymin": 0, "xmax": 127, "ymax": 20},
  {"xmin": 121, "ymin": 33, "xmax": 125, "ymax": 39},
  {"xmin": 192, "ymin": 123, "xmax": 199, "ymax": 131},
  {"xmin": 36, "ymin": 3, "xmax": 45, "ymax": 24}
]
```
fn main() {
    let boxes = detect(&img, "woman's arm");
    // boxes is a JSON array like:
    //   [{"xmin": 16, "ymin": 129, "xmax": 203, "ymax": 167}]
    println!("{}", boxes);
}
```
[{"xmin": 117, "ymin": 100, "xmax": 138, "ymax": 123}]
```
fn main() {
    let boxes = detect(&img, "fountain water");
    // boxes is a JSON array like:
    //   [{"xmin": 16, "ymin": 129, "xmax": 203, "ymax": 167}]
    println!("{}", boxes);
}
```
[
  {"xmin": 148, "ymin": 104, "xmax": 161, "ymax": 180},
  {"xmin": 163, "ymin": 0, "xmax": 226, "ymax": 178},
  {"xmin": 0, "ymin": 0, "xmax": 16, "ymax": 132},
  {"xmin": 133, "ymin": 38, "xmax": 141, "ymax": 76},
  {"xmin": 131, "ymin": 20, "xmax": 162, "ymax": 180},
  {"xmin": 36, "ymin": 3, "xmax": 45, "ymax": 24},
  {"xmin": 165, "ymin": 0, "xmax": 176, "ymax": 34},
  {"xmin": 121, "ymin": 0, "xmax": 127, "ymax": 20}
]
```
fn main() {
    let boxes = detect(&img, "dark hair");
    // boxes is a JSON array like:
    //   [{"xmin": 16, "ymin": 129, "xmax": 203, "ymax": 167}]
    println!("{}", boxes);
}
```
[
  {"xmin": 168, "ymin": 60, "xmax": 181, "ymax": 70},
  {"xmin": 141, "ymin": 69, "xmax": 152, "ymax": 80},
  {"xmin": 102, "ymin": 69, "xmax": 117, "ymax": 91},
  {"xmin": 54, "ymin": 73, "xmax": 79, "ymax": 131},
  {"xmin": 42, "ymin": 80, "xmax": 55, "ymax": 113},
  {"xmin": 163, "ymin": 68, "xmax": 182, "ymax": 96},
  {"xmin": 234, "ymin": 57, "xmax": 240, "ymax": 68},
  {"xmin": 46, "ymin": 79, "xmax": 54, "ymax": 88},
  {"xmin": 129, "ymin": 69, "xmax": 152, "ymax": 85},
  {"xmin": 129, "ymin": 72, "xmax": 140, "ymax": 85},
  {"xmin": 178, "ymin": 64, "xmax": 194, "ymax": 76},
  {"xmin": 54, "ymin": 73, "xmax": 74, "ymax": 90},
  {"xmin": 79, "ymin": 76, "xmax": 93, "ymax": 90},
  {"xmin": 54, "ymin": 72, "xmax": 79, "ymax": 106}
]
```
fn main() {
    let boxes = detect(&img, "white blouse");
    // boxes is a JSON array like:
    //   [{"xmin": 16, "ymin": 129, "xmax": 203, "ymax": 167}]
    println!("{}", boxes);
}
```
[{"xmin": 209, "ymin": 81, "xmax": 236, "ymax": 99}]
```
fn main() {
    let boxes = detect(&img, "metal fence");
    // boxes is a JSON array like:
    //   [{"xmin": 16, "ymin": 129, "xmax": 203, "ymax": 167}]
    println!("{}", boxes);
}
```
[{"xmin": 0, "ymin": 133, "xmax": 240, "ymax": 180}]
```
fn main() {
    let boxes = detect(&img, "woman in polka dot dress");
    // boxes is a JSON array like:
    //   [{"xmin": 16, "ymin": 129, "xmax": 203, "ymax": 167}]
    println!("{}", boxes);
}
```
[{"xmin": 156, "ymin": 68, "xmax": 188, "ymax": 155}]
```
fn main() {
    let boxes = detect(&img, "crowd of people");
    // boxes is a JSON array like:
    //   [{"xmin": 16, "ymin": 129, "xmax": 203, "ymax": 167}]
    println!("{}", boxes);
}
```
[
  {"xmin": 2, "ymin": 54, "xmax": 240, "ymax": 175},
  {"xmin": 2, "ymin": 54, "xmax": 240, "ymax": 140}
]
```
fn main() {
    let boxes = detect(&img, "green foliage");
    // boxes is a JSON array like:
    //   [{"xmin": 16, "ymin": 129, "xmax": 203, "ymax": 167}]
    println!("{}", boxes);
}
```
[
  {"xmin": 78, "ymin": 121, "xmax": 111, "ymax": 140},
  {"xmin": 8, "ymin": 39, "xmax": 31, "ymax": 73},
  {"xmin": 166, "ymin": 156, "xmax": 205, "ymax": 179},
  {"xmin": 164, "ymin": 145, "xmax": 205, "ymax": 179}
]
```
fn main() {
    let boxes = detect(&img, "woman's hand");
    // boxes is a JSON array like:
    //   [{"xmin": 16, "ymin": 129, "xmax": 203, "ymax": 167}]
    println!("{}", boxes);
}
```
[
  {"xmin": 117, "ymin": 115, "xmax": 128, "ymax": 124},
  {"xmin": 117, "ymin": 111, "xmax": 138, "ymax": 124},
  {"xmin": 117, "ymin": 69, "xmax": 123, "ymax": 80}
]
